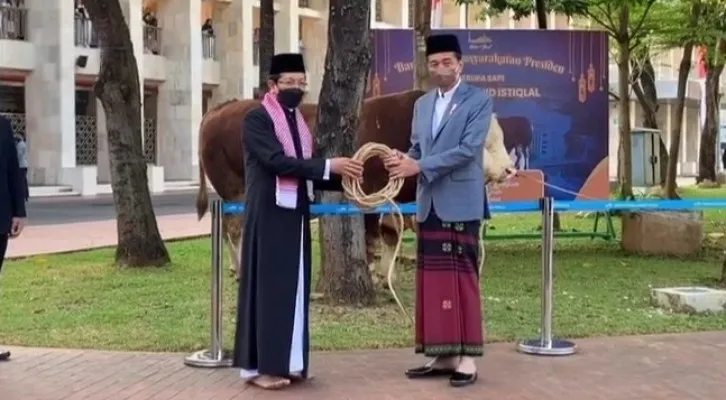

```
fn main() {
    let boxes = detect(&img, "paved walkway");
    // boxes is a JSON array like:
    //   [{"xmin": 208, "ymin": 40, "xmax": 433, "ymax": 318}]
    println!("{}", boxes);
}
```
[
  {"xmin": 6, "ymin": 213, "xmax": 210, "ymax": 258},
  {"xmin": 1, "ymin": 331, "xmax": 725, "ymax": 399}
]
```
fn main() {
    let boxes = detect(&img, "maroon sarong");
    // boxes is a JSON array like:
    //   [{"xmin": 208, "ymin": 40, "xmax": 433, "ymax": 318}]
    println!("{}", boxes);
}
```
[{"xmin": 414, "ymin": 210, "xmax": 484, "ymax": 357}]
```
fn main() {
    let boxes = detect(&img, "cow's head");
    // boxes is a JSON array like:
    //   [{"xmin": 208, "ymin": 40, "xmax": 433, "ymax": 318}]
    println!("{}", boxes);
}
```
[{"xmin": 483, "ymin": 114, "xmax": 516, "ymax": 183}]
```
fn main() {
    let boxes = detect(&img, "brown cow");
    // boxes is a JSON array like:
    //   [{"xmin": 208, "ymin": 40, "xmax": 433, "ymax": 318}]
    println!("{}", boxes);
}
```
[{"xmin": 196, "ymin": 90, "xmax": 514, "ymax": 282}]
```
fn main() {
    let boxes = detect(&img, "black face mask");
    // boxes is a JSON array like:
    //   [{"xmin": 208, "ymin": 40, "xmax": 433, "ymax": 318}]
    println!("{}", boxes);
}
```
[{"xmin": 277, "ymin": 88, "xmax": 305, "ymax": 109}]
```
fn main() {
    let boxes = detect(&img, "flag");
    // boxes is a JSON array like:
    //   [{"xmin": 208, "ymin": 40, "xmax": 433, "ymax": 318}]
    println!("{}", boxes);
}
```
[{"xmin": 696, "ymin": 46, "xmax": 707, "ymax": 78}]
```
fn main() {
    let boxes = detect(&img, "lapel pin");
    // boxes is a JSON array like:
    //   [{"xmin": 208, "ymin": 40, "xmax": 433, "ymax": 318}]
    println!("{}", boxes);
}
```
[{"xmin": 450, "ymin": 104, "xmax": 457, "ymax": 114}]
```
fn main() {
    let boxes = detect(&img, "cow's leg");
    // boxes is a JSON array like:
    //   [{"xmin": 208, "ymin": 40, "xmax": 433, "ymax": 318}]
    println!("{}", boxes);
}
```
[
  {"xmin": 225, "ymin": 231, "xmax": 240, "ymax": 277},
  {"xmin": 223, "ymin": 214, "xmax": 243, "ymax": 281},
  {"xmin": 363, "ymin": 214, "xmax": 382, "ymax": 284}
]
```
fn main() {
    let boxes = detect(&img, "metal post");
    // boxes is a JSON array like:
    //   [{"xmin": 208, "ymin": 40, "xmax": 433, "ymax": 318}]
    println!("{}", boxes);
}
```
[
  {"xmin": 517, "ymin": 197, "xmax": 577, "ymax": 356},
  {"xmin": 184, "ymin": 200, "xmax": 233, "ymax": 367}
]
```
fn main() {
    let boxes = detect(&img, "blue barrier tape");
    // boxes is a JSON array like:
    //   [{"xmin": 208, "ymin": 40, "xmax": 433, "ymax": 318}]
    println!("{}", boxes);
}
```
[
  {"xmin": 554, "ymin": 199, "xmax": 726, "ymax": 212},
  {"xmin": 221, "ymin": 200, "xmax": 541, "ymax": 215},
  {"xmin": 220, "ymin": 199, "xmax": 726, "ymax": 216}
]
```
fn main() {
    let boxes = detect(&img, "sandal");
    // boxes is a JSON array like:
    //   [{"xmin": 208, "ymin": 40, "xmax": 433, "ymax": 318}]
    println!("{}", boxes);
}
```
[
  {"xmin": 289, "ymin": 372, "xmax": 314, "ymax": 382},
  {"xmin": 248, "ymin": 375, "xmax": 291, "ymax": 390}
]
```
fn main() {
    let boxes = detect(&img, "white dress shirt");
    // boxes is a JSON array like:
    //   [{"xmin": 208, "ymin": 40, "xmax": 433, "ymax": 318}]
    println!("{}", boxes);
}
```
[{"xmin": 431, "ymin": 78, "xmax": 462, "ymax": 139}]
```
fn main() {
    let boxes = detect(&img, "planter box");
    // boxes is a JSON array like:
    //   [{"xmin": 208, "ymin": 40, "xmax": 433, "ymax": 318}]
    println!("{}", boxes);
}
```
[
  {"xmin": 621, "ymin": 211, "xmax": 703, "ymax": 256},
  {"xmin": 651, "ymin": 287, "xmax": 726, "ymax": 314}
]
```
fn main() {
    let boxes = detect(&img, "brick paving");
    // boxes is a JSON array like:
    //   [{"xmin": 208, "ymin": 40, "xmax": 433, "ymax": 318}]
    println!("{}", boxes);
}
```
[
  {"xmin": 6, "ymin": 213, "xmax": 210, "ymax": 258},
  {"xmin": 1, "ymin": 331, "xmax": 725, "ymax": 400}
]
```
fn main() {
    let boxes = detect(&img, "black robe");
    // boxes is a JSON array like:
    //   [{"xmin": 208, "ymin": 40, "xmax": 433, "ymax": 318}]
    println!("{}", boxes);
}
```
[{"xmin": 232, "ymin": 106, "xmax": 341, "ymax": 378}]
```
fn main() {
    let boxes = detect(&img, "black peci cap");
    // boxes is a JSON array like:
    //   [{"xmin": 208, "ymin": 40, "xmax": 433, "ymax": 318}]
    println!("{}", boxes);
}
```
[
  {"xmin": 425, "ymin": 34, "xmax": 462, "ymax": 56},
  {"xmin": 269, "ymin": 53, "xmax": 306, "ymax": 75}
]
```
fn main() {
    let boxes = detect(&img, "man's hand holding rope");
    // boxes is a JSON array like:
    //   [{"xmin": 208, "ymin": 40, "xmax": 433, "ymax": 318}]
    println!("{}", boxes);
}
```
[
  {"xmin": 384, "ymin": 150, "xmax": 420, "ymax": 179},
  {"xmin": 330, "ymin": 157, "xmax": 364, "ymax": 180}
]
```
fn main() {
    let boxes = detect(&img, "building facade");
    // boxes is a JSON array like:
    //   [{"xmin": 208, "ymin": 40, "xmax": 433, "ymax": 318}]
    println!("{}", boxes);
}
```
[{"xmin": 0, "ymin": 0, "xmax": 713, "ymax": 195}]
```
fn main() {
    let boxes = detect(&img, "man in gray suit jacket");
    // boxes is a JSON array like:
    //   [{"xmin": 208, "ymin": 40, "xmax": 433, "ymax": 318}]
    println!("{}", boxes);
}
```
[{"xmin": 385, "ymin": 33, "xmax": 491, "ymax": 388}]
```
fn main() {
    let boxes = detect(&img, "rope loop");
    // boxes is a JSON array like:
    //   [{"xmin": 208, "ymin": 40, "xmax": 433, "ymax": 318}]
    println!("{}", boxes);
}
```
[
  {"xmin": 342, "ymin": 142, "xmax": 404, "ymax": 209},
  {"xmin": 341, "ymin": 142, "xmax": 409, "ymax": 321}
]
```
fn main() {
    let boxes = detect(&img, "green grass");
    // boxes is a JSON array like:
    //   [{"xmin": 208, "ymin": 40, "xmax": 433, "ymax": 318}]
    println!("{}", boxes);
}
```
[{"xmin": 2, "ymin": 186, "xmax": 726, "ymax": 353}]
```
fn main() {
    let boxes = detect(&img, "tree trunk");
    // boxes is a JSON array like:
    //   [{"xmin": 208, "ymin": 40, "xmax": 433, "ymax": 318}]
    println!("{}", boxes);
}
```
[
  {"xmin": 534, "ymin": 0, "xmax": 548, "ymax": 29},
  {"xmin": 664, "ymin": 45, "xmax": 695, "ymax": 198},
  {"xmin": 413, "ymin": 0, "xmax": 432, "ymax": 90},
  {"xmin": 315, "ymin": 0, "xmax": 375, "ymax": 305},
  {"xmin": 664, "ymin": 1, "xmax": 701, "ymax": 198},
  {"xmin": 631, "ymin": 54, "xmax": 669, "ymax": 185},
  {"xmin": 82, "ymin": 0, "xmax": 170, "ymax": 267},
  {"xmin": 616, "ymin": 6, "xmax": 634, "ymax": 199},
  {"xmin": 257, "ymin": 0, "xmax": 275, "ymax": 96},
  {"xmin": 697, "ymin": 58, "xmax": 724, "ymax": 183}
]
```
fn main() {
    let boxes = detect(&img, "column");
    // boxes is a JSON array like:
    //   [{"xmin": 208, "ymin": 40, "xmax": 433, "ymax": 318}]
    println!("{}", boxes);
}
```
[
  {"xmin": 96, "ymin": 100, "xmax": 109, "ymax": 183},
  {"xmin": 211, "ymin": 0, "xmax": 253, "ymax": 103},
  {"xmin": 458, "ymin": 4, "xmax": 467, "ymax": 28},
  {"xmin": 370, "ymin": 0, "xmax": 377, "ymax": 27},
  {"xmin": 400, "ymin": 0, "xmax": 410, "ymax": 27},
  {"xmin": 275, "ymin": 0, "xmax": 300, "ymax": 53},
  {"xmin": 242, "ymin": 0, "xmax": 256, "ymax": 98},
  {"xmin": 157, "ymin": 0, "xmax": 203, "ymax": 181},
  {"xmin": 25, "ymin": 0, "xmax": 96, "ymax": 193},
  {"xmin": 97, "ymin": 0, "xmax": 145, "ymax": 184},
  {"xmin": 301, "ymin": 13, "xmax": 328, "ymax": 101}
]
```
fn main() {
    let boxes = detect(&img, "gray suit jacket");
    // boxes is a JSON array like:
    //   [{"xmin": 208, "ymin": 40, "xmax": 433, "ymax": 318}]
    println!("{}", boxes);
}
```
[{"xmin": 407, "ymin": 82, "xmax": 493, "ymax": 223}]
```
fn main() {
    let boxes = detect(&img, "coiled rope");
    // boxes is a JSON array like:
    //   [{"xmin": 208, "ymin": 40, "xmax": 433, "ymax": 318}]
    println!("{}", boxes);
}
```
[
  {"xmin": 342, "ymin": 142, "xmax": 408, "ymax": 321},
  {"xmin": 342, "ymin": 142, "xmax": 489, "ymax": 323}
]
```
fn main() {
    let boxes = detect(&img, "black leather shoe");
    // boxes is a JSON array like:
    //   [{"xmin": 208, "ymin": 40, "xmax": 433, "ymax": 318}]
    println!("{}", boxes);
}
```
[
  {"xmin": 405, "ymin": 365, "xmax": 455, "ymax": 379},
  {"xmin": 449, "ymin": 371, "xmax": 477, "ymax": 387},
  {"xmin": 0, "ymin": 350, "xmax": 10, "ymax": 361}
]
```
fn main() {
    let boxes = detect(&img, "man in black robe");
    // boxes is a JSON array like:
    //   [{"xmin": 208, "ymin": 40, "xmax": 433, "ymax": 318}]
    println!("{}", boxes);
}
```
[{"xmin": 232, "ymin": 53, "xmax": 363, "ymax": 390}]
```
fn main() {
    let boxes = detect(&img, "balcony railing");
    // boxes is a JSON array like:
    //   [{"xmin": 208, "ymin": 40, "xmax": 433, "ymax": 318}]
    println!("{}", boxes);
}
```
[
  {"xmin": 202, "ymin": 31, "xmax": 216, "ymax": 60},
  {"xmin": 75, "ymin": 16, "xmax": 99, "ymax": 48},
  {"xmin": 144, "ymin": 25, "xmax": 162, "ymax": 55},
  {"xmin": 0, "ymin": 5, "xmax": 28, "ymax": 41}
]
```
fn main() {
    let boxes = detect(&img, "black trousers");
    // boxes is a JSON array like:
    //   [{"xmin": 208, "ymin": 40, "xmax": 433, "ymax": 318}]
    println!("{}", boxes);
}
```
[{"xmin": 0, "ymin": 234, "xmax": 8, "ymax": 273}]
